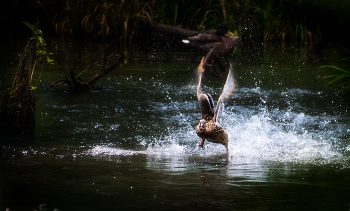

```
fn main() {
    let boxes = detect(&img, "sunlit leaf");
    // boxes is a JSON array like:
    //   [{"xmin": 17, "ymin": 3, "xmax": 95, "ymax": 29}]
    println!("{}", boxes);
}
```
[
  {"xmin": 22, "ymin": 21, "xmax": 34, "ymax": 31},
  {"xmin": 47, "ymin": 57, "xmax": 54, "ymax": 65}
]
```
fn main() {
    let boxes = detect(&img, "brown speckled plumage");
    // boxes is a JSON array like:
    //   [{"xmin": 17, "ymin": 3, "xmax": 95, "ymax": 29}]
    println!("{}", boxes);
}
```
[
  {"xmin": 195, "ymin": 58, "xmax": 236, "ymax": 151},
  {"xmin": 196, "ymin": 119, "xmax": 229, "ymax": 149}
]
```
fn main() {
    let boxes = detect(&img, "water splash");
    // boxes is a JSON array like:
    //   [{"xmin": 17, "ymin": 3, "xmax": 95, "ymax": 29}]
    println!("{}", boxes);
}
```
[
  {"xmin": 225, "ymin": 112, "xmax": 341, "ymax": 163},
  {"xmin": 87, "ymin": 145, "xmax": 145, "ymax": 156},
  {"xmin": 86, "ymin": 87, "xmax": 349, "ymax": 166}
]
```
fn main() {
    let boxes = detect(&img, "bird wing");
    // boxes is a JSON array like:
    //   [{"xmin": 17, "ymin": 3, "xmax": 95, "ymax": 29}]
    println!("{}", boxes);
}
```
[
  {"xmin": 214, "ymin": 62, "xmax": 237, "ymax": 123},
  {"xmin": 196, "ymin": 57, "xmax": 205, "ymax": 97},
  {"xmin": 197, "ymin": 57, "xmax": 214, "ymax": 119},
  {"xmin": 189, "ymin": 33, "xmax": 221, "ymax": 43}
]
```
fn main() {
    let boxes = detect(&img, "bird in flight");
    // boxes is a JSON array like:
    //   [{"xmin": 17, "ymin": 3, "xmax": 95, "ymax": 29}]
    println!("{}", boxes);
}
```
[{"xmin": 195, "ymin": 57, "xmax": 237, "ymax": 151}]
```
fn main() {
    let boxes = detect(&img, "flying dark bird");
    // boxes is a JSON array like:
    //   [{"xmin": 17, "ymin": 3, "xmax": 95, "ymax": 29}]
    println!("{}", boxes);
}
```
[
  {"xmin": 195, "ymin": 57, "xmax": 237, "ymax": 151},
  {"xmin": 183, "ymin": 25, "xmax": 241, "ymax": 70}
]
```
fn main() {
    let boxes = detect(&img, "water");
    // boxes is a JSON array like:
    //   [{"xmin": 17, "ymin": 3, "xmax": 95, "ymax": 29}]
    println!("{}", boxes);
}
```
[{"xmin": 1, "ymin": 40, "xmax": 350, "ymax": 211}]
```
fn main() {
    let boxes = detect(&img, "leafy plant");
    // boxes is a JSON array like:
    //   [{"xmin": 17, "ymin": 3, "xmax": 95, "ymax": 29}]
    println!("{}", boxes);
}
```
[
  {"xmin": 23, "ymin": 21, "xmax": 54, "ymax": 65},
  {"xmin": 323, "ymin": 65, "xmax": 350, "ymax": 92},
  {"xmin": 323, "ymin": 48, "xmax": 350, "ymax": 92}
]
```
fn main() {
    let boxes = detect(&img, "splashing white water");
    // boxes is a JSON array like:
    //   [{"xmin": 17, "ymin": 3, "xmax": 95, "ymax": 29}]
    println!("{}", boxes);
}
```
[
  {"xmin": 88, "ymin": 145, "xmax": 144, "ymax": 156},
  {"xmin": 225, "ymin": 113, "xmax": 340, "ymax": 163},
  {"xmin": 88, "ymin": 112, "xmax": 342, "ymax": 164},
  {"xmin": 87, "ymin": 88, "xmax": 348, "ymax": 165}
]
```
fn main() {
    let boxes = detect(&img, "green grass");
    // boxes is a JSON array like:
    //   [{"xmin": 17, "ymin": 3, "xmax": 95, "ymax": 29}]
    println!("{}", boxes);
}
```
[
  {"xmin": 323, "ymin": 47, "xmax": 350, "ymax": 92},
  {"xmin": 323, "ymin": 65, "xmax": 350, "ymax": 92}
]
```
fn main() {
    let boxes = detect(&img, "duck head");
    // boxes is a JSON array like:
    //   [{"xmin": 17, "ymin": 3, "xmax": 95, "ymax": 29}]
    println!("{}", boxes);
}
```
[
  {"xmin": 199, "ymin": 119, "xmax": 207, "ymax": 129},
  {"xmin": 216, "ymin": 25, "xmax": 229, "ymax": 36}
]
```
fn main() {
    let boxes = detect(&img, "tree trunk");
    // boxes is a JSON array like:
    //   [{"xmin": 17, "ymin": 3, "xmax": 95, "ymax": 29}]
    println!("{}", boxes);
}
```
[{"xmin": 0, "ymin": 39, "xmax": 36, "ymax": 134}]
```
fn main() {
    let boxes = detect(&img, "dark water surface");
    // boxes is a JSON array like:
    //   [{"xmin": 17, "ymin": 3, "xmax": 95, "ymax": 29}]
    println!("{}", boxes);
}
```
[{"xmin": 1, "ymin": 40, "xmax": 350, "ymax": 211}]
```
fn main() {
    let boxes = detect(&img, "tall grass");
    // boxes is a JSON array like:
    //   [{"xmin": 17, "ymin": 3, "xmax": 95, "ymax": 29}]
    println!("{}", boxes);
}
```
[
  {"xmin": 324, "ymin": 65, "xmax": 350, "ymax": 92},
  {"xmin": 323, "ymin": 48, "xmax": 350, "ymax": 92},
  {"xmin": 5, "ymin": 0, "xmax": 349, "ymax": 46},
  {"xmin": 30, "ymin": 0, "xmax": 150, "ymax": 41}
]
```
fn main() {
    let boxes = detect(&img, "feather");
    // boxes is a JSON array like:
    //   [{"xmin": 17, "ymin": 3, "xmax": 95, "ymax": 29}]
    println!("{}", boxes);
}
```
[
  {"xmin": 197, "ymin": 58, "xmax": 215, "ymax": 119},
  {"xmin": 214, "ymin": 62, "xmax": 236, "ymax": 123},
  {"xmin": 196, "ymin": 57, "xmax": 204, "ymax": 97}
]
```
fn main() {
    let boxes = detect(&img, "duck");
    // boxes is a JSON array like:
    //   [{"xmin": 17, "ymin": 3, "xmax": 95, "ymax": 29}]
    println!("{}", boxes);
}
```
[
  {"xmin": 195, "ymin": 57, "xmax": 237, "ymax": 151},
  {"xmin": 183, "ymin": 25, "xmax": 241, "ymax": 70}
]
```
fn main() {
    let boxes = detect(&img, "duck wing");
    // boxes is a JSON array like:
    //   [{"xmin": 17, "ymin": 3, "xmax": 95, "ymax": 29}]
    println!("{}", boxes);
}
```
[
  {"xmin": 197, "ymin": 57, "xmax": 215, "ymax": 119},
  {"xmin": 189, "ymin": 33, "xmax": 221, "ymax": 43},
  {"xmin": 214, "ymin": 62, "xmax": 236, "ymax": 123}
]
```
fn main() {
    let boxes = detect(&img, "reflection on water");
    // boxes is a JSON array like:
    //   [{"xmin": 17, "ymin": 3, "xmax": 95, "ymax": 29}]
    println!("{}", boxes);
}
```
[{"xmin": 1, "ymin": 41, "xmax": 350, "ymax": 210}]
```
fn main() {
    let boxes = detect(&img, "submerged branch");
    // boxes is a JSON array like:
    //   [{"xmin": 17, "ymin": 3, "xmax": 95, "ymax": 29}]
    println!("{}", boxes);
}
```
[
  {"xmin": 50, "ymin": 41, "xmax": 124, "ymax": 92},
  {"xmin": 87, "ymin": 55, "xmax": 124, "ymax": 86}
]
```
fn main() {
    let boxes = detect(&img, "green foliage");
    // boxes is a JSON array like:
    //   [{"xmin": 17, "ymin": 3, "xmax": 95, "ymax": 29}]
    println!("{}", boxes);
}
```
[
  {"xmin": 4, "ymin": 0, "xmax": 349, "ymax": 46},
  {"xmin": 323, "ymin": 48, "xmax": 350, "ymax": 92},
  {"xmin": 323, "ymin": 65, "xmax": 350, "ymax": 92},
  {"xmin": 23, "ymin": 21, "xmax": 54, "ymax": 65}
]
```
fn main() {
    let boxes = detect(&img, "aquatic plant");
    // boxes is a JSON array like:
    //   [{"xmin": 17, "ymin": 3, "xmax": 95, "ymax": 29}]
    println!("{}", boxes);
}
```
[
  {"xmin": 324, "ymin": 65, "xmax": 350, "ymax": 92},
  {"xmin": 323, "ymin": 49, "xmax": 350, "ymax": 92},
  {"xmin": 254, "ymin": 0, "xmax": 285, "ymax": 44},
  {"xmin": 3, "ymin": 0, "xmax": 350, "ymax": 48},
  {"xmin": 27, "ymin": 0, "xmax": 151, "ymax": 41}
]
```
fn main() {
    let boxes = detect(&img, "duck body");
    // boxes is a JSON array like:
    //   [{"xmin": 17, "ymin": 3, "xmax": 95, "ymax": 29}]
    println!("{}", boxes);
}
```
[
  {"xmin": 195, "ymin": 57, "xmax": 236, "ymax": 151},
  {"xmin": 187, "ymin": 32, "xmax": 238, "ymax": 56},
  {"xmin": 196, "ymin": 119, "xmax": 229, "ymax": 149}
]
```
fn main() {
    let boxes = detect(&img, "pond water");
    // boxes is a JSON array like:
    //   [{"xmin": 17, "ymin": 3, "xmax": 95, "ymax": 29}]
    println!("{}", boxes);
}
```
[{"xmin": 1, "ymin": 39, "xmax": 350, "ymax": 211}]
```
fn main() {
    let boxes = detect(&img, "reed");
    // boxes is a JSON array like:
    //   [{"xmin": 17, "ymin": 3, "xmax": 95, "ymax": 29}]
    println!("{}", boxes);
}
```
[
  {"xmin": 29, "ymin": 0, "xmax": 150, "ymax": 41},
  {"xmin": 323, "ymin": 65, "xmax": 350, "ymax": 92},
  {"xmin": 323, "ymin": 48, "xmax": 350, "ymax": 92},
  {"xmin": 4, "ymin": 0, "xmax": 349, "ymax": 47}
]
